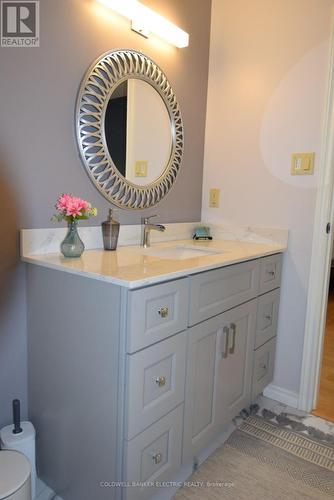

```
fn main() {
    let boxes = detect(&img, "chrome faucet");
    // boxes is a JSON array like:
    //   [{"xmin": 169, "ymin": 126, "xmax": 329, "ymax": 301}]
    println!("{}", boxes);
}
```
[{"xmin": 141, "ymin": 215, "xmax": 166, "ymax": 248}]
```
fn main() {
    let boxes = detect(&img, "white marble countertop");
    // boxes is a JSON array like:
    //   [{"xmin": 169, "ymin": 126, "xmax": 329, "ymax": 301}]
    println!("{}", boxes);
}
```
[{"xmin": 22, "ymin": 239, "xmax": 286, "ymax": 289}]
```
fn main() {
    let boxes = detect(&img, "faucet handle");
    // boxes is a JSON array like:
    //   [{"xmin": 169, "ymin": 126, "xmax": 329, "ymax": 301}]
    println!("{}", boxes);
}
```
[{"xmin": 142, "ymin": 214, "xmax": 159, "ymax": 224}]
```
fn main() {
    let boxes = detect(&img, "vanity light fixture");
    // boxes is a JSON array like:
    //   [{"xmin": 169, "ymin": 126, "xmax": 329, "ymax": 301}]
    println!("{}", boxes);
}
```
[{"xmin": 97, "ymin": 0, "xmax": 189, "ymax": 48}]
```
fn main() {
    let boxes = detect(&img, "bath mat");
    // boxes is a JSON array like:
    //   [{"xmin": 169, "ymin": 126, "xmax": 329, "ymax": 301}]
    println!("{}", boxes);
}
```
[{"xmin": 174, "ymin": 416, "xmax": 334, "ymax": 499}]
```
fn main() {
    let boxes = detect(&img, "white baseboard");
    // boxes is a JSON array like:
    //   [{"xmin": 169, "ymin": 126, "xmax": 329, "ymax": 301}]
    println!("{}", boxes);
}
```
[{"xmin": 263, "ymin": 384, "xmax": 299, "ymax": 408}]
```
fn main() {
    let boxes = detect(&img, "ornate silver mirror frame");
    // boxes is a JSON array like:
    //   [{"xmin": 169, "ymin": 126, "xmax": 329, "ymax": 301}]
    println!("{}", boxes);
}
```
[{"xmin": 75, "ymin": 49, "xmax": 184, "ymax": 209}]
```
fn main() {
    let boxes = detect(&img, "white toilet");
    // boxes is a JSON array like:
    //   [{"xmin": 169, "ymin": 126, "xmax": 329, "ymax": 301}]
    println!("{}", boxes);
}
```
[{"xmin": 0, "ymin": 450, "xmax": 31, "ymax": 500}]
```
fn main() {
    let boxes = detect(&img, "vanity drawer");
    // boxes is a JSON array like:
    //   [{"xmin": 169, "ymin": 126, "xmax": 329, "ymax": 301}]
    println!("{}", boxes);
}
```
[
  {"xmin": 123, "ymin": 404, "xmax": 183, "ymax": 500},
  {"xmin": 126, "ymin": 278, "xmax": 189, "ymax": 353},
  {"xmin": 259, "ymin": 254, "xmax": 282, "ymax": 294},
  {"xmin": 189, "ymin": 260, "xmax": 260, "ymax": 326},
  {"xmin": 255, "ymin": 288, "xmax": 280, "ymax": 349},
  {"xmin": 252, "ymin": 337, "xmax": 276, "ymax": 400},
  {"xmin": 125, "ymin": 332, "xmax": 187, "ymax": 439}
]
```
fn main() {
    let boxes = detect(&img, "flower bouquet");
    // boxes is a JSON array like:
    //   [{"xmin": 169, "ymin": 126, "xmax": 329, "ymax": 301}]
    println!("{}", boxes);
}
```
[{"xmin": 52, "ymin": 194, "xmax": 97, "ymax": 258}]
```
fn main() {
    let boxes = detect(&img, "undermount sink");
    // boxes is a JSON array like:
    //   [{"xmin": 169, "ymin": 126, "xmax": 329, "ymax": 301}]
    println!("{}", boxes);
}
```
[{"xmin": 142, "ymin": 245, "xmax": 222, "ymax": 260}]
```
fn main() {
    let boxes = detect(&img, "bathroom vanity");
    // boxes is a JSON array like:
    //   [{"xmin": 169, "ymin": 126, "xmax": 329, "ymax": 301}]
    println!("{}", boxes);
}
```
[{"xmin": 23, "ymin": 237, "xmax": 284, "ymax": 500}]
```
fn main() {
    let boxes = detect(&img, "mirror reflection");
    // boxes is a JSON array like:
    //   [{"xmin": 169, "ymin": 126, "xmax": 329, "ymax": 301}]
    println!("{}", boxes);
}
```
[{"xmin": 104, "ymin": 79, "xmax": 172, "ymax": 186}]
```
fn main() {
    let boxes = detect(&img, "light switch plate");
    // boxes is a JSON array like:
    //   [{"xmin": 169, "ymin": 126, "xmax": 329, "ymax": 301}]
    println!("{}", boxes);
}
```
[
  {"xmin": 209, "ymin": 188, "xmax": 220, "ymax": 208},
  {"xmin": 135, "ymin": 161, "xmax": 148, "ymax": 177},
  {"xmin": 291, "ymin": 152, "xmax": 315, "ymax": 175}
]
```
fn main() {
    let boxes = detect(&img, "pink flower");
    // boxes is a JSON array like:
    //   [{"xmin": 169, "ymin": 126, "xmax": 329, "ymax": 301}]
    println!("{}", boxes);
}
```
[
  {"xmin": 56, "ymin": 194, "xmax": 90, "ymax": 216},
  {"xmin": 65, "ymin": 197, "xmax": 88, "ymax": 217},
  {"xmin": 56, "ymin": 193, "xmax": 72, "ymax": 213},
  {"xmin": 53, "ymin": 194, "xmax": 97, "ymax": 223}
]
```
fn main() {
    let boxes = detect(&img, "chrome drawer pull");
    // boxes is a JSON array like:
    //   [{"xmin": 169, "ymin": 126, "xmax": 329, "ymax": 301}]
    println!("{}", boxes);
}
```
[
  {"xmin": 152, "ymin": 452, "xmax": 162, "ymax": 464},
  {"xmin": 266, "ymin": 270, "xmax": 275, "ymax": 277},
  {"xmin": 155, "ymin": 376, "xmax": 166, "ymax": 387},
  {"xmin": 222, "ymin": 326, "xmax": 230, "ymax": 358},
  {"xmin": 229, "ymin": 323, "xmax": 236, "ymax": 354},
  {"xmin": 158, "ymin": 307, "xmax": 169, "ymax": 318}
]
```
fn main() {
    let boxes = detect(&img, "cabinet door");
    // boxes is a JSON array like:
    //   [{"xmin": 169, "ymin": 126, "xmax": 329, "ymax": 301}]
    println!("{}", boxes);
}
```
[
  {"xmin": 183, "ymin": 314, "xmax": 223, "ymax": 464},
  {"xmin": 183, "ymin": 300, "xmax": 257, "ymax": 464},
  {"xmin": 217, "ymin": 299, "xmax": 257, "ymax": 427}
]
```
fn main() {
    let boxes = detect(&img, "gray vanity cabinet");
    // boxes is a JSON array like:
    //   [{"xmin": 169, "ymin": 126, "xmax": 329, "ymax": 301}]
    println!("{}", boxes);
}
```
[
  {"xmin": 26, "ymin": 253, "xmax": 283, "ymax": 500},
  {"xmin": 183, "ymin": 299, "xmax": 257, "ymax": 463}
]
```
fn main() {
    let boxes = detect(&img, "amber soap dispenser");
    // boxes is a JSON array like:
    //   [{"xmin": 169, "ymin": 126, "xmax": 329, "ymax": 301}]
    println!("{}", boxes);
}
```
[{"xmin": 101, "ymin": 209, "xmax": 120, "ymax": 250}]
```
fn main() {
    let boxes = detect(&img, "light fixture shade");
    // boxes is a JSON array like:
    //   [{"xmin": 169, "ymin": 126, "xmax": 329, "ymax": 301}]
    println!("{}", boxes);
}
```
[
  {"xmin": 139, "ymin": 4, "xmax": 189, "ymax": 48},
  {"xmin": 97, "ymin": 0, "xmax": 189, "ymax": 48}
]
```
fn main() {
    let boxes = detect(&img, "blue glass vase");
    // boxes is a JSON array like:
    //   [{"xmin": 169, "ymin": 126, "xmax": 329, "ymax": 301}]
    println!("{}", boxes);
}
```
[{"xmin": 60, "ymin": 221, "xmax": 84, "ymax": 258}]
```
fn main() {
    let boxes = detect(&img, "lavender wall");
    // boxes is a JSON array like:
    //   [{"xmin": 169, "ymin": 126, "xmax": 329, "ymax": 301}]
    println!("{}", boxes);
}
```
[{"xmin": 0, "ymin": 0, "xmax": 211, "ymax": 426}]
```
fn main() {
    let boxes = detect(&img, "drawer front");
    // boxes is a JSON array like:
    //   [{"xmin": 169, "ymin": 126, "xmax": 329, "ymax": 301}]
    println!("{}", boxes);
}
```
[
  {"xmin": 125, "ymin": 332, "xmax": 187, "ymax": 439},
  {"xmin": 252, "ymin": 337, "xmax": 276, "ymax": 400},
  {"xmin": 255, "ymin": 288, "xmax": 280, "ymax": 349},
  {"xmin": 127, "ymin": 278, "xmax": 189, "ymax": 353},
  {"xmin": 259, "ymin": 254, "xmax": 282, "ymax": 294},
  {"xmin": 189, "ymin": 260, "xmax": 260, "ymax": 326},
  {"xmin": 123, "ymin": 405, "xmax": 183, "ymax": 500}
]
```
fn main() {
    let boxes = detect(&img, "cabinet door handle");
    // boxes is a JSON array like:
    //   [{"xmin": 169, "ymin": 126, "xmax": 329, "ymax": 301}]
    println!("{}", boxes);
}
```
[
  {"xmin": 152, "ymin": 452, "xmax": 162, "ymax": 464},
  {"xmin": 155, "ymin": 376, "xmax": 166, "ymax": 387},
  {"xmin": 229, "ymin": 323, "xmax": 236, "ymax": 354},
  {"xmin": 158, "ymin": 307, "xmax": 169, "ymax": 318},
  {"xmin": 222, "ymin": 326, "xmax": 229, "ymax": 358},
  {"xmin": 264, "ymin": 314, "xmax": 272, "ymax": 321}
]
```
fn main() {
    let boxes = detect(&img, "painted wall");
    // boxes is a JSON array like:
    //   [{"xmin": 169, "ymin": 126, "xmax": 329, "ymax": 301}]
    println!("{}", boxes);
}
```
[
  {"xmin": 202, "ymin": 0, "xmax": 334, "ymax": 398},
  {"xmin": 0, "ymin": 0, "xmax": 211, "ymax": 427}
]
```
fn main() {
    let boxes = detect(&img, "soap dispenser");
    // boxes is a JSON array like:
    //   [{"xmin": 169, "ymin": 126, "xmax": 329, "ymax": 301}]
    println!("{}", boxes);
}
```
[{"xmin": 101, "ymin": 209, "xmax": 120, "ymax": 250}]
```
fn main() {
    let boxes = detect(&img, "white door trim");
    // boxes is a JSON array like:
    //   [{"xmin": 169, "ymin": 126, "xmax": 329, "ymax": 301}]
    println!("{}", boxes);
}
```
[{"xmin": 298, "ymin": 20, "xmax": 334, "ymax": 412}]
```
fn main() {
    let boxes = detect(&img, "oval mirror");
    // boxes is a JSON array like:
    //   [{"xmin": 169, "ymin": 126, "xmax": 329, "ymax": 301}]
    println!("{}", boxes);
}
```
[{"xmin": 76, "ymin": 49, "xmax": 184, "ymax": 209}]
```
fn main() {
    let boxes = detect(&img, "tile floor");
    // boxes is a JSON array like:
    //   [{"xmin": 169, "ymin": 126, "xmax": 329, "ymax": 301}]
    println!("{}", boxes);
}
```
[{"xmin": 254, "ymin": 395, "xmax": 334, "ymax": 436}]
